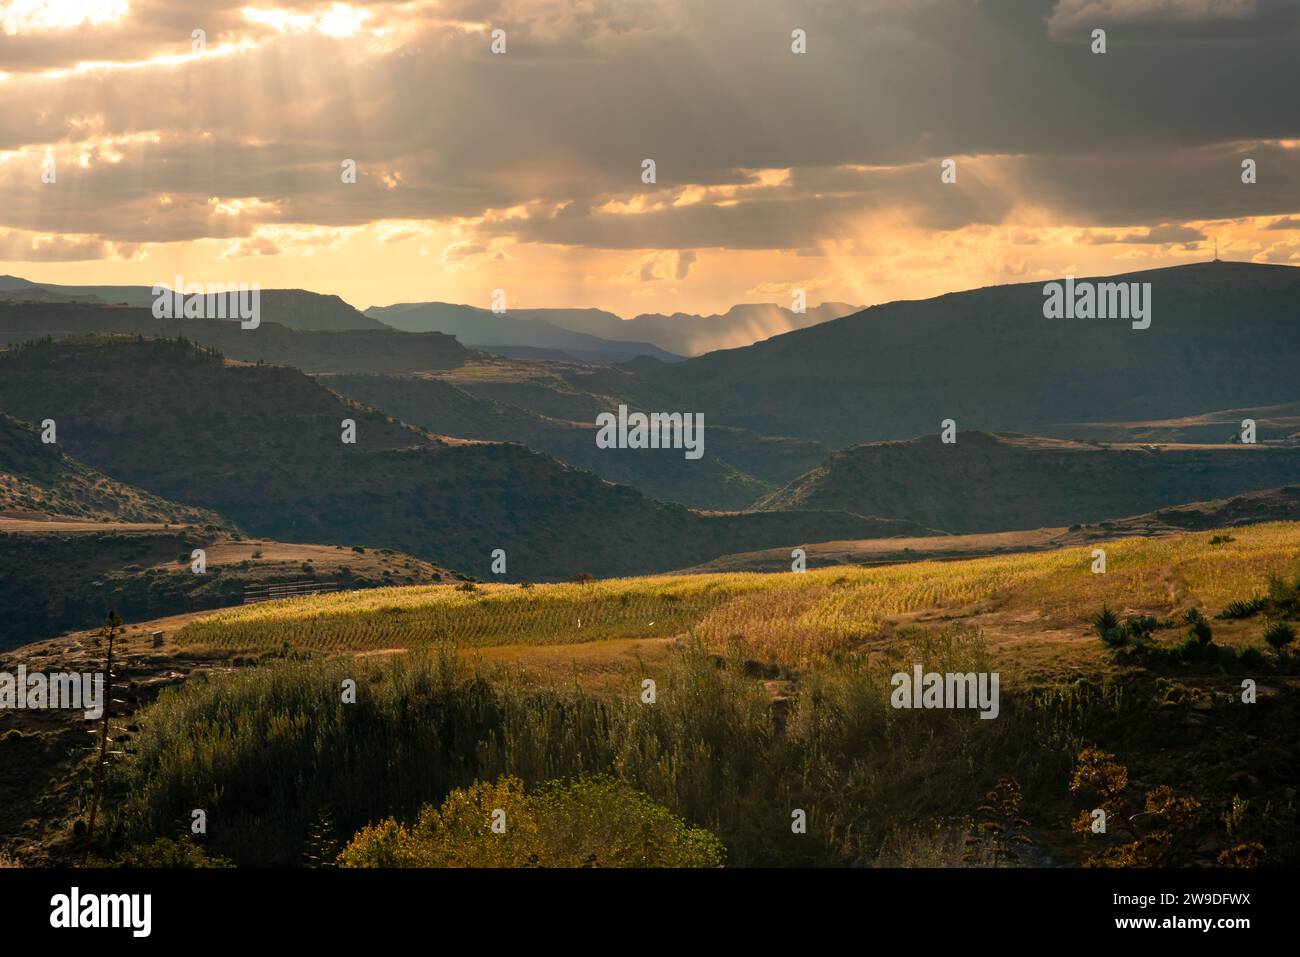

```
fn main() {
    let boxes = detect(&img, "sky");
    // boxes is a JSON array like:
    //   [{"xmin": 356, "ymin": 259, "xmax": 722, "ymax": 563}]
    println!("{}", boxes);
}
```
[{"xmin": 1, "ymin": 0, "xmax": 1299, "ymax": 316}]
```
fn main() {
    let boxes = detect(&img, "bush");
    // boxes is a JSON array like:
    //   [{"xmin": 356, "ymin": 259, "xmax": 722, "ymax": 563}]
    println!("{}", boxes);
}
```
[
  {"xmin": 1126, "ymin": 616, "xmax": 1158, "ymax": 642},
  {"xmin": 110, "ymin": 630, "xmax": 1118, "ymax": 867},
  {"xmin": 1219, "ymin": 597, "xmax": 1264, "ymax": 620},
  {"xmin": 1070, "ymin": 748, "xmax": 1201, "ymax": 867},
  {"xmin": 1188, "ymin": 618, "xmax": 1213, "ymax": 647},
  {"xmin": 110, "ymin": 837, "xmax": 233, "ymax": 868},
  {"xmin": 1264, "ymin": 621, "xmax": 1296, "ymax": 652},
  {"xmin": 1092, "ymin": 606, "xmax": 1125, "ymax": 647},
  {"xmin": 338, "ymin": 776, "xmax": 725, "ymax": 868},
  {"xmin": 1262, "ymin": 574, "xmax": 1300, "ymax": 617}
]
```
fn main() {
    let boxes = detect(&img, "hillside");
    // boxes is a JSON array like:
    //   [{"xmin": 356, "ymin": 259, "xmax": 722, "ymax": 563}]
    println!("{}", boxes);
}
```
[
  {"xmin": 686, "ymin": 484, "xmax": 1300, "ymax": 574},
  {"xmin": 8, "ymin": 518, "xmax": 1299, "ymax": 869},
  {"xmin": 0, "ymin": 279, "xmax": 382, "ymax": 330},
  {"xmin": 366, "ymin": 301, "xmax": 682, "ymax": 363},
  {"xmin": 0, "ymin": 414, "xmax": 224, "ymax": 526},
  {"xmin": 1046, "ymin": 400, "xmax": 1300, "ymax": 445},
  {"xmin": 0, "ymin": 524, "xmax": 459, "ymax": 649},
  {"xmin": 322, "ymin": 373, "xmax": 829, "ymax": 509},
  {"xmin": 757, "ymin": 430, "xmax": 1300, "ymax": 533},
  {"xmin": 0, "ymin": 336, "xmax": 925, "ymax": 580},
  {"xmin": 0, "ymin": 302, "xmax": 472, "ymax": 373},
  {"xmin": 630, "ymin": 262, "xmax": 1300, "ymax": 447}
]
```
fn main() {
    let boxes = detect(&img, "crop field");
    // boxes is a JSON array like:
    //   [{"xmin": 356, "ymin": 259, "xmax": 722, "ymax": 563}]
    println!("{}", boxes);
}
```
[{"xmin": 177, "ymin": 523, "xmax": 1300, "ymax": 666}]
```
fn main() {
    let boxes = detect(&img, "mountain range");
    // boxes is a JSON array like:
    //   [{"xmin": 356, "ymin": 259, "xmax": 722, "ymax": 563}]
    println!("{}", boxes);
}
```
[
  {"xmin": 3, "ymin": 274, "xmax": 860, "ymax": 362},
  {"xmin": 0, "ymin": 302, "xmax": 472, "ymax": 374},
  {"xmin": 501, "ymin": 301, "xmax": 860, "ymax": 356},
  {"xmin": 628, "ymin": 261, "xmax": 1300, "ymax": 448},
  {"xmin": 2, "ymin": 259, "xmax": 1298, "ymax": 589},
  {"xmin": 365, "ymin": 301, "xmax": 685, "ymax": 363},
  {"xmin": 0, "ymin": 276, "xmax": 383, "ymax": 331},
  {"xmin": 0, "ymin": 335, "xmax": 924, "ymax": 582}
]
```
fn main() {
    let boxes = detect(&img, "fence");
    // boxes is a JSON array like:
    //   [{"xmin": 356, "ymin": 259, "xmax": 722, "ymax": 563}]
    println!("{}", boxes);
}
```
[{"xmin": 243, "ymin": 580, "xmax": 340, "ymax": 605}]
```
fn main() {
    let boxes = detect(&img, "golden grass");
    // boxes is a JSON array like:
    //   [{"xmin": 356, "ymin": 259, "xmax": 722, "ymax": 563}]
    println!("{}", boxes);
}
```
[{"xmin": 177, "ymin": 522, "xmax": 1300, "ymax": 666}]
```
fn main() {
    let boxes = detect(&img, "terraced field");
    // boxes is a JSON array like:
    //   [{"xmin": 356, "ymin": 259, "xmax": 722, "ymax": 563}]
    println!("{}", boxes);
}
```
[{"xmin": 178, "ymin": 522, "xmax": 1300, "ymax": 667}]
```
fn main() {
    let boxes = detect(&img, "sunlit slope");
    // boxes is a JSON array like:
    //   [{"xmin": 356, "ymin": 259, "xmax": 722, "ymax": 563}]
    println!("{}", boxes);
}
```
[{"xmin": 178, "ymin": 521, "xmax": 1300, "ymax": 661}]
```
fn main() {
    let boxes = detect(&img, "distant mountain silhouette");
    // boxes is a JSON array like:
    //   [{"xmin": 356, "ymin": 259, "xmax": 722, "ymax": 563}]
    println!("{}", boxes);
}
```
[
  {"xmin": 366, "ymin": 301, "xmax": 684, "ymax": 362},
  {"xmin": 0, "ymin": 277, "xmax": 383, "ymax": 330},
  {"xmin": 523, "ymin": 302, "xmax": 860, "ymax": 356},
  {"xmin": 363, "ymin": 300, "xmax": 858, "ymax": 358},
  {"xmin": 0, "ymin": 277, "xmax": 106, "ymax": 305},
  {"xmin": 0, "ymin": 302, "xmax": 471, "ymax": 373}
]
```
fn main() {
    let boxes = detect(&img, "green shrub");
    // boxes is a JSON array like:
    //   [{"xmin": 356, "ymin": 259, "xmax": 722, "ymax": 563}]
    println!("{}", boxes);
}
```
[
  {"xmin": 1126, "ymin": 616, "xmax": 1158, "ymax": 643},
  {"xmin": 110, "ymin": 837, "xmax": 233, "ymax": 868},
  {"xmin": 1264, "ymin": 620, "xmax": 1296, "ymax": 652},
  {"xmin": 1263, "ymin": 574, "xmax": 1300, "ymax": 617},
  {"xmin": 109, "ymin": 630, "xmax": 1120, "ymax": 867},
  {"xmin": 1219, "ymin": 597, "xmax": 1265, "ymax": 620},
  {"xmin": 338, "ymin": 776, "xmax": 725, "ymax": 868},
  {"xmin": 1092, "ymin": 606, "xmax": 1126, "ymax": 646},
  {"xmin": 1188, "ymin": 618, "xmax": 1213, "ymax": 647}
]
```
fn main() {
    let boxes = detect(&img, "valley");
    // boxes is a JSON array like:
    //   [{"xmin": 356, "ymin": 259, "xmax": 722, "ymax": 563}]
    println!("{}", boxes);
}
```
[{"xmin": 2, "ymin": 262, "xmax": 1299, "ymax": 873}]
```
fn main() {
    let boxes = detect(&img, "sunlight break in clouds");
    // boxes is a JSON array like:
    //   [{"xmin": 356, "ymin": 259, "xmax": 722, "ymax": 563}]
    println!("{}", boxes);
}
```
[
  {"xmin": 242, "ymin": 4, "xmax": 371, "ymax": 39},
  {"xmin": 1, "ymin": 0, "xmax": 129, "ymax": 35},
  {"xmin": 2, "ymin": 0, "xmax": 1300, "ymax": 317}
]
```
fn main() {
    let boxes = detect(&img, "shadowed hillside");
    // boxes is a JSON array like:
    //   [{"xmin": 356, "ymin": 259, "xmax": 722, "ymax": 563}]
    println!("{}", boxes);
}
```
[
  {"xmin": 0, "ymin": 414, "xmax": 224, "ymax": 526},
  {"xmin": 323, "ymin": 372, "xmax": 829, "ymax": 509},
  {"xmin": 0, "ymin": 336, "xmax": 927, "ymax": 580},
  {"xmin": 631, "ymin": 262, "xmax": 1300, "ymax": 447},
  {"xmin": 1045, "ymin": 400, "xmax": 1300, "ymax": 445},
  {"xmin": 0, "ymin": 279, "xmax": 383, "ymax": 331},
  {"xmin": 757, "ymin": 430, "xmax": 1300, "ymax": 533},
  {"xmin": 0, "ymin": 522, "xmax": 460, "ymax": 649},
  {"xmin": 0, "ymin": 302, "xmax": 472, "ymax": 373}
]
